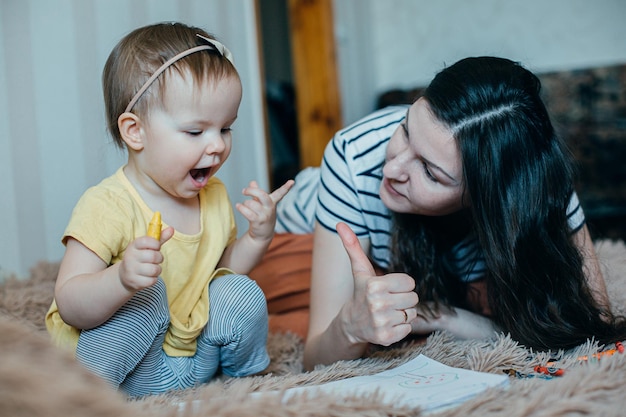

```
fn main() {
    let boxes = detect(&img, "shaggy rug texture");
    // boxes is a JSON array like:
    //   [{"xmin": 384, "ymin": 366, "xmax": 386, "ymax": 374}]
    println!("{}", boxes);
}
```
[{"xmin": 1, "ymin": 240, "xmax": 626, "ymax": 416}]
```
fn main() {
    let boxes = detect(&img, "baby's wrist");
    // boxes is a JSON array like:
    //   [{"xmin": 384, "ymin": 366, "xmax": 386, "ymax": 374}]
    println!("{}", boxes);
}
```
[{"xmin": 247, "ymin": 230, "xmax": 274, "ymax": 245}]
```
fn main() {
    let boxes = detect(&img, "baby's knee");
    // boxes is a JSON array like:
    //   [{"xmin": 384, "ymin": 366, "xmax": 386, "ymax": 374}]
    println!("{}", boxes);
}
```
[{"xmin": 210, "ymin": 274, "xmax": 268, "ymax": 322}]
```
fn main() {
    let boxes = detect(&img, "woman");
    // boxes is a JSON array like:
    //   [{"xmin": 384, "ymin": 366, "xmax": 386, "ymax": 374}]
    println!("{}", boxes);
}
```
[{"xmin": 273, "ymin": 56, "xmax": 626, "ymax": 369}]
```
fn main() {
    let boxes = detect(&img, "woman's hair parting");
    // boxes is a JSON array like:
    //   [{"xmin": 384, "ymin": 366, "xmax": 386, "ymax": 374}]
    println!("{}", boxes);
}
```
[{"xmin": 102, "ymin": 22, "xmax": 238, "ymax": 147}]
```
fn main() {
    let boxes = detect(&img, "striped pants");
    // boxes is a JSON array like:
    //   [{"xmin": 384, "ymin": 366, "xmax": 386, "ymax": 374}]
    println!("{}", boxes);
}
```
[{"xmin": 75, "ymin": 274, "xmax": 270, "ymax": 397}]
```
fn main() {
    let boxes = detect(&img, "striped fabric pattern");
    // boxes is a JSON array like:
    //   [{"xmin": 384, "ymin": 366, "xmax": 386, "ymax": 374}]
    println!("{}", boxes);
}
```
[{"xmin": 75, "ymin": 274, "xmax": 269, "ymax": 397}]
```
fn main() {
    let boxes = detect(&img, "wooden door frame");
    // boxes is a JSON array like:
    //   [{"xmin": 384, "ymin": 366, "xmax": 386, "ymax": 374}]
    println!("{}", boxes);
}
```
[{"xmin": 287, "ymin": 0, "xmax": 342, "ymax": 168}]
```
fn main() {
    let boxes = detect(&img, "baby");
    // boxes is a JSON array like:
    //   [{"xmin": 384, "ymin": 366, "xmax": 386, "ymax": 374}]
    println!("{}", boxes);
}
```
[{"xmin": 46, "ymin": 22, "xmax": 292, "ymax": 397}]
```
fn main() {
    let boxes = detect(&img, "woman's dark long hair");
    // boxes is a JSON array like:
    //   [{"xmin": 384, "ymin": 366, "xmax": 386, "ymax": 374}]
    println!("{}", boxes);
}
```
[{"xmin": 390, "ymin": 56, "xmax": 626, "ymax": 350}]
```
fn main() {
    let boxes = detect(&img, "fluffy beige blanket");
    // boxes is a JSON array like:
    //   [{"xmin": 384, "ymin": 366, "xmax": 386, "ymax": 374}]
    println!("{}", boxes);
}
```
[{"xmin": 2, "ymin": 240, "xmax": 626, "ymax": 417}]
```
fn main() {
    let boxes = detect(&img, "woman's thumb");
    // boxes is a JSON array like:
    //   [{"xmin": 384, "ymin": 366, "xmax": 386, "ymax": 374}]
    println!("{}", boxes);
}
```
[{"xmin": 336, "ymin": 222, "xmax": 376, "ymax": 279}]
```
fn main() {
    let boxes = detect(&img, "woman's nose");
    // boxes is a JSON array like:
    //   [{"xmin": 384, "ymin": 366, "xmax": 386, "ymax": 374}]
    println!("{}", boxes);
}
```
[{"xmin": 383, "ymin": 152, "xmax": 410, "ymax": 182}]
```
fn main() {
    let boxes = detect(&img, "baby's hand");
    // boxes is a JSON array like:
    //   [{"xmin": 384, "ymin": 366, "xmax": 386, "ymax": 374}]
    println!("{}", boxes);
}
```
[
  {"xmin": 118, "ymin": 227, "xmax": 174, "ymax": 292},
  {"xmin": 236, "ymin": 179, "xmax": 294, "ymax": 241}
]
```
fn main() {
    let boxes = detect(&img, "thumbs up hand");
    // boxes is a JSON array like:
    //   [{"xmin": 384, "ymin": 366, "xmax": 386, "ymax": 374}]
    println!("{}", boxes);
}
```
[{"xmin": 336, "ymin": 222, "xmax": 419, "ymax": 346}]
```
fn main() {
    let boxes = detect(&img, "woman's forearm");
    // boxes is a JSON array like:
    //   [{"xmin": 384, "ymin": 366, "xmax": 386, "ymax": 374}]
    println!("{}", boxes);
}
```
[
  {"xmin": 410, "ymin": 305, "xmax": 499, "ymax": 339},
  {"xmin": 303, "ymin": 306, "xmax": 369, "ymax": 370}
]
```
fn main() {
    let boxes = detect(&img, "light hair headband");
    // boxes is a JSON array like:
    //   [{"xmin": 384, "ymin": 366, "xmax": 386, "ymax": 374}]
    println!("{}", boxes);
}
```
[{"xmin": 124, "ymin": 34, "xmax": 234, "ymax": 113}]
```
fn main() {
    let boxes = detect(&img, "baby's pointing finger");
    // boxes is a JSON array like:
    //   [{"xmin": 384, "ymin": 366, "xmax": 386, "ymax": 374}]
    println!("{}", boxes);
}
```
[{"xmin": 269, "ymin": 179, "xmax": 295, "ymax": 204}]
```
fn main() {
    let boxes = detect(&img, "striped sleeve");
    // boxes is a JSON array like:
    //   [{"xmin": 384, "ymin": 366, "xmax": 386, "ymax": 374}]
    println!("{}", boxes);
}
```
[
  {"xmin": 274, "ymin": 167, "xmax": 320, "ymax": 234},
  {"xmin": 315, "ymin": 107, "xmax": 407, "ymax": 238},
  {"xmin": 567, "ymin": 191, "xmax": 585, "ymax": 233}
]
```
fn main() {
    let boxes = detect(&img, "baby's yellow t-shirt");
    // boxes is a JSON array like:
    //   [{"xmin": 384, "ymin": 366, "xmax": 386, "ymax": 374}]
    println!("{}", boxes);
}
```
[{"xmin": 45, "ymin": 167, "xmax": 237, "ymax": 356}]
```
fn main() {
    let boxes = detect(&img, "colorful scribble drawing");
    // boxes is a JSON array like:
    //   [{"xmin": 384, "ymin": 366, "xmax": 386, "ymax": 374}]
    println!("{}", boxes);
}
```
[
  {"xmin": 391, "ymin": 368, "xmax": 501, "ymax": 408},
  {"xmin": 390, "ymin": 368, "xmax": 498, "ymax": 408},
  {"xmin": 398, "ymin": 372, "xmax": 459, "ymax": 389}
]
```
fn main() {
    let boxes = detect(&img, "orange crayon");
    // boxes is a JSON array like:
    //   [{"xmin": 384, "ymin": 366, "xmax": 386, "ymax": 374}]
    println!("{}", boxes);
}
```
[
  {"xmin": 147, "ymin": 211, "xmax": 162, "ymax": 240},
  {"xmin": 577, "ymin": 342, "xmax": 624, "ymax": 361}
]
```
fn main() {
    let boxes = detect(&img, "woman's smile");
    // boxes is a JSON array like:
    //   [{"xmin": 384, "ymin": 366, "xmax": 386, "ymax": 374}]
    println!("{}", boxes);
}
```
[{"xmin": 382, "ymin": 177, "xmax": 404, "ymax": 199}]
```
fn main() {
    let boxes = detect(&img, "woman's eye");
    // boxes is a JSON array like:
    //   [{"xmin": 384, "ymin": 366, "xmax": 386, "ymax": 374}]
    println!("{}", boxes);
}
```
[{"xmin": 423, "ymin": 162, "xmax": 438, "ymax": 183}]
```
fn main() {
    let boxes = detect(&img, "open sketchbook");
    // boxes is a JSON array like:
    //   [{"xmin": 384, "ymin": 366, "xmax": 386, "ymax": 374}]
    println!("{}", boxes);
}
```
[{"xmin": 270, "ymin": 354, "xmax": 509, "ymax": 413}]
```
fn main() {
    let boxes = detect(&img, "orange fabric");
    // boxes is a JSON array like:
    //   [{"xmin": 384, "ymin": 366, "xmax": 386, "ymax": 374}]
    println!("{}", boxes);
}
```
[
  {"xmin": 268, "ymin": 310, "xmax": 310, "ymax": 341},
  {"xmin": 249, "ymin": 233, "xmax": 313, "ymax": 340}
]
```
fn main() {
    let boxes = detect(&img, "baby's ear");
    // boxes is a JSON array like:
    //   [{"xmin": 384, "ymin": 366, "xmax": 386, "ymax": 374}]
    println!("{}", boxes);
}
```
[{"xmin": 118, "ymin": 112, "xmax": 144, "ymax": 151}]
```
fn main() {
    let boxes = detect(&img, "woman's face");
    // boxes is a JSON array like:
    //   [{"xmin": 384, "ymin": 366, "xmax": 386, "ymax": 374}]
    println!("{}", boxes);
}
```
[{"xmin": 379, "ymin": 98, "xmax": 465, "ymax": 215}]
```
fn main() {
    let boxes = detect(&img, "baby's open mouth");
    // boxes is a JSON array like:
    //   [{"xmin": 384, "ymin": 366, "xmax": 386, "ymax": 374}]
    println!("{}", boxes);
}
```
[{"xmin": 190, "ymin": 168, "xmax": 209, "ymax": 182}]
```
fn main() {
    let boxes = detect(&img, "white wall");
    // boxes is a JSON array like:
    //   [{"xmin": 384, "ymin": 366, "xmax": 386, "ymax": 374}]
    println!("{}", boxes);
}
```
[
  {"xmin": 0, "ymin": 0, "xmax": 268, "ymax": 278},
  {"xmin": 334, "ymin": 0, "xmax": 626, "ymax": 126}
]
